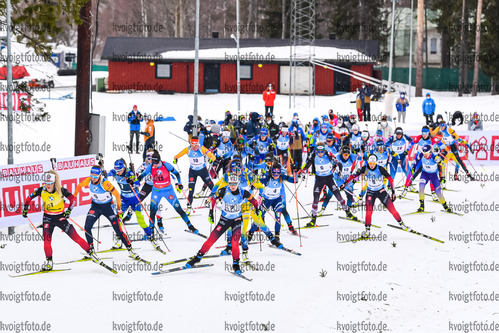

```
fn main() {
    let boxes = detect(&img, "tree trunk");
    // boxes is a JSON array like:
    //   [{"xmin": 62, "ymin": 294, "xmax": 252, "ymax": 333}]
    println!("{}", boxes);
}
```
[
  {"xmin": 458, "ymin": 0, "xmax": 466, "ymax": 96},
  {"xmin": 223, "ymin": 0, "xmax": 227, "ymax": 38},
  {"xmin": 358, "ymin": 0, "xmax": 364, "ymax": 40},
  {"xmin": 415, "ymin": 0, "xmax": 424, "ymax": 97},
  {"xmin": 441, "ymin": 26, "xmax": 450, "ymax": 68},
  {"xmin": 472, "ymin": 0, "xmax": 482, "ymax": 96},
  {"xmin": 174, "ymin": 0, "xmax": 178, "ymax": 37},
  {"xmin": 247, "ymin": 0, "xmax": 254, "ymax": 39},
  {"xmin": 281, "ymin": 0, "xmax": 286, "ymax": 39},
  {"xmin": 179, "ymin": 0, "xmax": 184, "ymax": 38}
]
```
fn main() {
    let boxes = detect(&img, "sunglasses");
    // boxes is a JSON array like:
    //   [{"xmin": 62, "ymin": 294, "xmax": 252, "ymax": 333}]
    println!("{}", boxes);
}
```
[{"xmin": 44, "ymin": 181, "xmax": 55, "ymax": 185}]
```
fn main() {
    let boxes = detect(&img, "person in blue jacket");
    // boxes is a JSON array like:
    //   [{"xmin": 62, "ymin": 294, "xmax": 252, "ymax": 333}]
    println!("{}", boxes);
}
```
[
  {"xmin": 422, "ymin": 93, "xmax": 436, "ymax": 125},
  {"xmin": 395, "ymin": 92, "xmax": 409, "ymax": 124},
  {"xmin": 128, "ymin": 105, "xmax": 143, "ymax": 154}
]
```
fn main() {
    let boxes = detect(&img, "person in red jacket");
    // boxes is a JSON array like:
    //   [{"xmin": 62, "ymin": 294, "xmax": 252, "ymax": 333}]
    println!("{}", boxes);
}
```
[{"xmin": 262, "ymin": 83, "xmax": 276, "ymax": 118}]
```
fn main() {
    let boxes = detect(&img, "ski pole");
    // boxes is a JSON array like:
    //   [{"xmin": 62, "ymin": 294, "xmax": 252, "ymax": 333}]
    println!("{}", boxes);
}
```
[
  {"xmin": 26, "ymin": 216, "xmax": 43, "ymax": 239},
  {"xmin": 68, "ymin": 218, "xmax": 101, "ymax": 244},
  {"xmin": 293, "ymin": 171, "xmax": 303, "ymax": 247},
  {"xmin": 129, "ymin": 186, "xmax": 170, "ymax": 252},
  {"xmin": 169, "ymin": 131, "xmax": 189, "ymax": 143}
]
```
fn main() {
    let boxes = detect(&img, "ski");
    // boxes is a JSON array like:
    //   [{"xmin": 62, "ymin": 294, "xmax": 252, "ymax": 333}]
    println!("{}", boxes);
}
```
[
  {"xmin": 151, "ymin": 244, "xmax": 167, "ymax": 255},
  {"xmin": 215, "ymin": 242, "xmax": 259, "ymax": 249},
  {"xmin": 268, "ymin": 244, "xmax": 302, "ymax": 256},
  {"xmin": 241, "ymin": 260, "xmax": 259, "ymax": 271},
  {"xmin": 292, "ymin": 213, "xmax": 333, "ymax": 220},
  {"xmin": 93, "ymin": 260, "xmax": 118, "ymax": 274},
  {"xmin": 160, "ymin": 254, "xmax": 220, "ymax": 267},
  {"xmin": 229, "ymin": 271, "xmax": 253, "ymax": 281},
  {"xmin": 403, "ymin": 211, "xmax": 436, "ymax": 216},
  {"xmin": 387, "ymin": 224, "xmax": 445, "ymax": 243},
  {"xmin": 338, "ymin": 216, "xmax": 381, "ymax": 228},
  {"xmin": 440, "ymin": 210, "xmax": 465, "ymax": 216},
  {"xmin": 287, "ymin": 231, "xmax": 308, "ymax": 239},
  {"xmin": 131, "ymin": 256, "xmax": 151, "ymax": 265},
  {"xmin": 164, "ymin": 214, "xmax": 201, "ymax": 220},
  {"xmin": 152, "ymin": 263, "xmax": 214, "ymax": 276},
  {"xmin": 296, "ymin": 224, "xmax": 329, "ymax": 230},
  {"xmin": 184, "ymin": 230, "xmax": 208, "ymax": 239},
  {"xmin": 96, "ymin": 247, "xmax": 142, "ymax": 253},
  {"xmin": 10, "ymin": 269, "xmax": 71, "ymax": 278},
  {"xmin": 55, "ymin": 256, "xmax": 112, "ymax": 265}
]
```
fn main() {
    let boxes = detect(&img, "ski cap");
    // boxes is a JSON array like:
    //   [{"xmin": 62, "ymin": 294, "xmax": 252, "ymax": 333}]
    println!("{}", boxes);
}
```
[
  {"xmin": 271, "ymin": 166, "xmax": 281, "ymax": 177},
  {"xmin": 281, "ymin": 126, "xmax": 288, "ymax": 133},
  {"xmin": 421, "ymin": 126, "xmax": 430, "ymax": 134},
  {"xmin": 352, "ymin": 124, "xmax": 360, "ymax": 132},
  {"xmin": 342, "ymin": 145, "xmax": 350, "ymax": 155},
  {"xmin": 90, "ymin": 166, "xmax": 101, "ymax": 179},
  {"xmin": 361, "ymin": 130, "xmax": 369, "ymax": 139},
  {"xmin": 151, "ymin": 153, "xmax": 161, "ymax": 165},
  {"xmin": 228, "ymin": 174, "xmax": 239, "ymax": 186},
  {"xmin": 114, "ymin": 159, "xmax": 125, "ymax": 172},
  {"xmin": 326, "ymin": 133, "xmax": 334, "ymax": 141},
  {"xmin": 367, "ymin": 154, "xmax": 377, "ymax": 164},
  {"xmin": 395, "ymin": 127, "xmax": 403, "ymax": 135},
  {"xmin": 422, "ymin": 145, "xmax": 432, "ymax": 154},
  {"xmin": 43, "ymin": 172, "xmax": 56, "ymax": 184},
  {"xmin": 316, "ymin": 143, "xmax": 326, "ymax": 153},
  {"xmin": 190, "ymin": 137, "xmax": 199, "ymax": 145},
  {"xmin": 260, "ymin": 128, "xmax": 268, "ymax": 137}
]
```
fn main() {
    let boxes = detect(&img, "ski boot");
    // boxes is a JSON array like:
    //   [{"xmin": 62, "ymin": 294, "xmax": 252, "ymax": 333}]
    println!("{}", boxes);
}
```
[
  {"xmin": 398, "ymin": 220, "xmax": 411, "ymax": 231},
  {"xmin": 247, "ymin": 231, "xmax": 254, "ymax": 242},
  {"xmin": 187, "ymin": 222, "xmax": 199, "ymax": 235},
  {"xmin": 345, "ymin": 210, "xmax": 358, "ymax": 221},
  {"xmin": 274, "ymin": 232, "xmax": 280, "ymax": 243},
  {"xmin": 466, "ymin": 172, "xmax": 475, "ymax": 181},
  {"xmin": 122, "ymin": 211, "xmax": 132, "ymax": 223},
  {"xmin": 241, "ymin": 250, "xmax": 250, "ymax": 262},
  {"xmin": 185, "ymin": 251, "xmax": 203, "ymax": 268},
  {"xmin": 111, "ymin": 239, "xmax": 123, "ymax": 250},
  {"xmin": 185, "ymin": 204, "xmax": 192, "ymax": 215},
  {"xmin": 442, "ymin": 202, "xmax": 453, "ymax": 213},
  {"xmin": 42, "ymin": 258, "xmax": 53, "ymax": 271},
  {"xmin": 157, "ymin": 217, "xmax": 164, "ymax": 233},
  {"xmin": 233, "ymin": 259, "xmax": 242, "ymax": 275},
  {"xmin": 417, "ymin": 200, "xmax": 425, "ymax": 213},
  {"xmin": 318, "ymin": 206, "xmax": 327, "ymax": 216},
  {"xmin": 220, "ymin": 245, "xmax": 232, "ymax": 256},
  {"xmin": 87, "ymin": 248, "xmax": 101, "ymax": 264},
  {"xmin": 270, "ymin": 236, "xmax": 283, "ymax": 249},
  {"xmin": 306, "ymin": 215, "xmax": 317, "ymax": 228},
  {"xmin": 127, "ymin": 247, "xmax": 141, "ymax": 260},
  {"xmin": 399, "ymin": 186, "xmax": 408, "ymax": 199},
  {"xmin": 408, "ymin": 184, "xmax": 416, "ymax": 192},
  {"xmin": 288, "ymin": 224, "xmax": 298, "ymax": 236},
  {"xmin": 208, "ymin": 210, "xmax": 215, "ymax": 224},
  {"xmin": 431, "ymin": 191, "xmax": 439, "ymax": 202},
  {"xmin": 361, "ymin": 225, "xmax": 371, "ymax": 239}
]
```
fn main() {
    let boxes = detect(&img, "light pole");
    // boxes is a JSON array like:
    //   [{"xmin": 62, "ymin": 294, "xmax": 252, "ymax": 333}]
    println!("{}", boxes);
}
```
[
  {"xmin": 408, "ymin": 0, "xmax": 414, "ymax": 98},
  {"xmin": 230, "ymin": 31, "xmax": 240, "ymax": 113},
  {"xmin": 387, "ymin": 0, "xmax": 396, "ymax": 93}
]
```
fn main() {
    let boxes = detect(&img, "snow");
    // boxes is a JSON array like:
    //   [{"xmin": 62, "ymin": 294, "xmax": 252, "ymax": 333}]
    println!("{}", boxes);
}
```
[
  {"xmin": 1, "ymin": 69, "xmax": 499, "ymax": 332},
  {"xmin": 160, "ymin": 45, "xmax": 374, "ymax": 62}
]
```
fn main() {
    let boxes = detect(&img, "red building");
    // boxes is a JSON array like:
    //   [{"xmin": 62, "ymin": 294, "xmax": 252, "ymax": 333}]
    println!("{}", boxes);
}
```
[{"xmin": 101, "ymin": 37, "xmax": 378, "ymax": 95}]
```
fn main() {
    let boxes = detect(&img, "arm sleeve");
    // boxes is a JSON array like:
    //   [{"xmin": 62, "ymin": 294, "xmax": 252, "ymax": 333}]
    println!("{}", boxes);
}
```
[
  {"xmin": 61, "ymin": 187, "xmax": 76, "ymax": 210},
  {"xmin": 379, "ymin": 166, "xmax": 394, "ymax": 189},
  {"xmin": 202, "ymin": 146, "xmax": 216, "ymax": 161},
  {"xmin": 103, "ymin": 180, "xmax": 122, "ymax": 208},
  {"xmin": 165, "ymin": 162, "xmax": 181, "ymax": 184},
  {"xmin": 244, "ymin": 190, "xmax": 259, "ymax": 209},
  {"xmin": 74, "ymin": 177, "xmax": 91, "ymax": 197},
  {"xmin": 24, "ymin": 187, "xmax": 43, "ymax": 207},
  {"xmin": 174, "ymin": 147, "xmax": 189, "ymax": 159}
]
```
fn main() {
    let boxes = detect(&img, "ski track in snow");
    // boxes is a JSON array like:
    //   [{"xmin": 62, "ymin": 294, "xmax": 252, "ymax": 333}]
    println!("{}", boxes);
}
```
[{"xmin": 1, "ymin": 87, "xmax": 499, "ymax": 332}]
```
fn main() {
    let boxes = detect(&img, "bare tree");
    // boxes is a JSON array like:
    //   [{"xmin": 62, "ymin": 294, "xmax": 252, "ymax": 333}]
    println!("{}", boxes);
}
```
[{"xmin": 471, "ymin": 0, "xmax": 482, "ymax": 96}]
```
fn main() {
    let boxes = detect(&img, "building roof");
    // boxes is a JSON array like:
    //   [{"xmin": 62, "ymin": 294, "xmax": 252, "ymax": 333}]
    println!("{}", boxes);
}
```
[{"xmin": 101, "ymin": 37, "xmax": 379, "ymax": 63}]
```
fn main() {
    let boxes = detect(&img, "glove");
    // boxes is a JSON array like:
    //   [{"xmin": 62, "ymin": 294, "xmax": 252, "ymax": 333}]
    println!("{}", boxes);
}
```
[
  {"xmin": 208, "ymin": 210, "xmax": 215, "ymax": 224},
  {"xmin": 270, "ymin": 143, "xmax": 276, "ymax": 150},
  {"xmin": 63, "ymin": 208, "xmax": 72, "ymax": 218},
  {"xmin": 173, "ymin": 158, "xmax": 178, "ymax": 164},
  {"xmin": 176, "ymin": 184, "xmax": 183, "ymax": 193},
  {"xmin": 127, "ymin": 175, "xmax": 137, "ymax": 185},
  {"xmin": 391, "ymin": 190, "xmax": 396, "ymax": 202},
  {"xmin": 22, "ymin": 205, "xmax": 28, "ymax": 218},
  {"xmin": 339, "ymin": 183, "xmax": 346, "ymax": 191}
]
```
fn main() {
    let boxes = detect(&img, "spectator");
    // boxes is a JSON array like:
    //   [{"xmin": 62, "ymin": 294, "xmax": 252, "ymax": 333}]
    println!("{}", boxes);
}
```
[
  {"xmin": 142, "ymin": 115, "xmax": 155, "ymax": 161},
  {"xmin": 264, "ymin": 114, "xmax": 280, "ymax": 140},
  {"xmin": 468, "ymin": 112, "xmax": 483, "ymax": 131},
  {"xmin": 361, "ymin": 82, "xmax": 372, "ymax": 121},
  {"xmin": 245, "ymin": 112, "xmax": 260, "ymax": 140},
  {"xmin": 355, "ymin": 88, "xmax": 364, "ymax": 121},
  {"xmin": 184, "ymin": 115, "xmax": 194, "ymax": 140},
  {"xmin": 377, "ymin": 115, "xmax": 393, "ymax": 140},
  {"xmin": 127, "ymin": 105, "xmax": 142, "ymax": 154},
  {"xmin": 395, "ymin": 91, "xmax": 409, "ymax": 123},
  {"xmin": 328, "ymin": 109, "xmax": 338, "ymax": 127},
  {"xmin": 422, "ymin": 93, "xmax": 436, "ymax": 125},
  {"xmin": 262, "ymin": 83, "xmax": 276, "ymax": 117}
]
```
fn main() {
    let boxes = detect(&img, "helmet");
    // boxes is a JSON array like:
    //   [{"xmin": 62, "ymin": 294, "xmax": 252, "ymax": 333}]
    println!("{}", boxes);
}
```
[
  {"xmin": 367, "ymin": 154, "xmax": 378, "ymax": 164},
  {"xmin": 316, "ymin": 143, "xmax": 326, "ymax": 153},
  {"xmin": 228, "ymin": 174, "xmax": 239, "ymax": 186},
  {"xmin": 422, "ymin": 145, "xmax": 432, "ymax": 154},
  {"xmin": 260, "ymin": 128, "xmax": 269, "ymax": 137},
  {"xmin": 90, "ymin": 166, "xmax": 101, "ymax": 179},
  {"xmin": 114, "ymin": 159, "xmax": 125, "ymax": 172}
]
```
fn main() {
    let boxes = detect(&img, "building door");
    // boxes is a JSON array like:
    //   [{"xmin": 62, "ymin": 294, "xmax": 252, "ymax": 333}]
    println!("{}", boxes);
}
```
[
  {"xmin": 334, "ymin": 65, "xmax": 351, "ymax": 93},
  {"xmin": 204, "ymin": 64, "xmax": 220, "ymax": 93}
]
